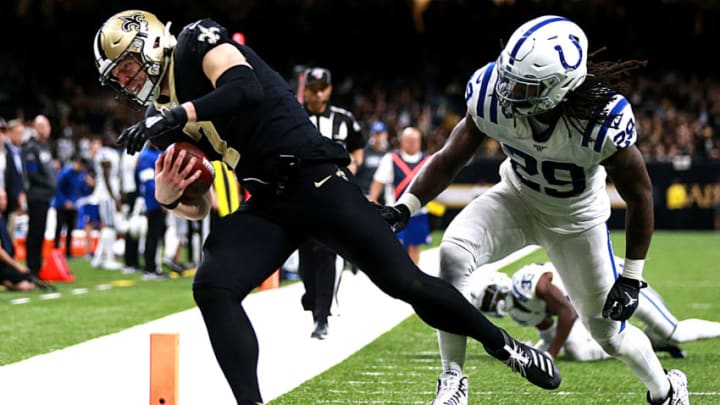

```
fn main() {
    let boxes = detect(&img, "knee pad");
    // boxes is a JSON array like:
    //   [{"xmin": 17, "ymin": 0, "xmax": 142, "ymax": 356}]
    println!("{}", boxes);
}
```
[
  {"xmin": 438, "ymin": 240, "xmax": 476, "ymax": 290},
  {"xmin": 585, "ymin": 317, "xmax": 623, "ymax": 356}
]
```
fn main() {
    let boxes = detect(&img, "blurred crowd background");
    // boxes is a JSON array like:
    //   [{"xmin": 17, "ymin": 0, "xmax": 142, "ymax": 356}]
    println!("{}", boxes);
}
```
[{"xmin": 1, "ymin": 0, "xmax": 720, "ymax": 163}]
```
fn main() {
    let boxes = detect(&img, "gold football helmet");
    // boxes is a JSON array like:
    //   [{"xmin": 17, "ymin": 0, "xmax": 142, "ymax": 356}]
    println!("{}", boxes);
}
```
[{"xmin": 93, "ymin": 10, "xmax": 176, "ymax": 107}]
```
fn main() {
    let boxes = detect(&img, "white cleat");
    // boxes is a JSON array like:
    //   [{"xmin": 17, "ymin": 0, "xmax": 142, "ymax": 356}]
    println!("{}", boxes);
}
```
[
  {"xmin": 430, "ymin": 369, "xmax": 468, "ymax": 405},
  {"xmin": 648, "ymin": 369, "xmax": 689, "ymax": 405}
]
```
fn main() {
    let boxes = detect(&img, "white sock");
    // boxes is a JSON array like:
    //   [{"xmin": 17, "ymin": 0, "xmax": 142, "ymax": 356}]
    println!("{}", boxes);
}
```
[
  {"xmin": 438, "ymin": 330, "xmax": 467, "ymax": 374},
  {"xmin": 670, "ymin": 319, "xmax": 720, "ymax": 343},
  {"xmin": 101, "ymin": 228, "xmax": 117, "ymax": 263},
  {"xmin": 608, "ymin": 323, "xmax": 670, "ymax": 401}
]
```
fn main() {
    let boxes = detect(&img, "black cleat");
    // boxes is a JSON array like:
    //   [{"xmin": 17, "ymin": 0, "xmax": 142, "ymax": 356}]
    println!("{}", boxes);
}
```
[
  {"xmin": 654, "ymin": 343, "xmax": 687, "ymax": 359},
  {"xmin": 484, "ymin": 329, "xmax": 561, "ymax": 390},
  {"xmin": 310, "ymin": 319, "xmax": 329, "ymax": 340},
  {"xmin": 30, "ymin": 276, "xmax": 57, "ymax": 292}
]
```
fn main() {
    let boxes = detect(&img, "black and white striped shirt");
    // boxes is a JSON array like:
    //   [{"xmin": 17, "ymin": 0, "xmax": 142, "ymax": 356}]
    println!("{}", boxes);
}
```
[{"xmin": 305, "ymin": 105, "xmax": 365, "ymax": 153}]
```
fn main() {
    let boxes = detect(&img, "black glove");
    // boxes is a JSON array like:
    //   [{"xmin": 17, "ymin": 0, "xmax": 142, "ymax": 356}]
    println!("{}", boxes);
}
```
[
  {"xmin": 376, "ymin": 203, "xmax": 411, "ymax": 232},
  {"xmin": 118, "ymin": 106, "xmax": 188, "ymax": 154},
  {"xmin": 601, "ymin": 275, "xmax": 648, "ymax": 321}
]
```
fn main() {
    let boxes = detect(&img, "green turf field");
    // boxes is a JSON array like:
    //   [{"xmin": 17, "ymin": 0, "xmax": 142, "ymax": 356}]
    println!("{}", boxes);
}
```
[
  {"xmin": 1, "ymin": 231, "xmax": 718, "ymax": 404},
  {"xmin": 273, "ymin": 231, "xmax": 720, "ymax": 404}
]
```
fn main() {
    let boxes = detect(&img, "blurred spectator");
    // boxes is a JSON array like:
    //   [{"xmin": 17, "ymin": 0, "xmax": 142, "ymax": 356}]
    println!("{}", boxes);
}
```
[
  {"xmin": 22, "ymin": 114, "xmax": 57, "ymax": 277},
  {"xmin": 369, "ymin": 126, "xmax": 432, "ymax": 264},
  {"xmin": 0, "ymin": 188, "xmax": 41, "ymax": 291},
  {"xmin": 163, "ymin": 214, "xmax": 190, "ymax": 274},
  {"xmin": 88, "ymin": 135, "xmax": 123, "ymax": 270},
  {"xmin": 136, "ymin": 144, "xmax": 169, "ymax": 280},
  {"xmin": 52, "ymin": 154, "xmax": 91, "ymax": 259},
  {"xmin": 0, "ymin": 117, "xmax": 7, "ymax": 190},
  {"xmin": 119, "ymin": 148, "xmax": 141, "ymax": 273},
  {"xmin": 4, "ymin": 119, "xmax": 27, "ymax": 241},
  {"xmin": 355, "ymin": 120, "xmax": 390, "ymax": 201},
  {"xmin": 54, "ymin": 126, "xmax": 76, "ymax": 167}
]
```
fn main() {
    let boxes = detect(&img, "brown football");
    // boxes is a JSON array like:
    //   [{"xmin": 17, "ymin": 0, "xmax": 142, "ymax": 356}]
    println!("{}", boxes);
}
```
[{"xmin": 162, "ymin": 141, "xmax": 215, "ymax": 201}]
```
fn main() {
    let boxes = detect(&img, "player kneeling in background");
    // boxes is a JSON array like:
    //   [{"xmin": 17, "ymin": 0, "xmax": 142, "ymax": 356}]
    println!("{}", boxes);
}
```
[{"xmin": 471, "ymin": 260, "xmax": 720, "ymax": 361}]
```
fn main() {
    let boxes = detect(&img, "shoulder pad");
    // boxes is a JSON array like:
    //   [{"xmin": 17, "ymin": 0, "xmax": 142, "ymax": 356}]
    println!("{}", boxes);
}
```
[{"xmin": 587, "ymin": 94, "xmax": 638, "ymax": 154}]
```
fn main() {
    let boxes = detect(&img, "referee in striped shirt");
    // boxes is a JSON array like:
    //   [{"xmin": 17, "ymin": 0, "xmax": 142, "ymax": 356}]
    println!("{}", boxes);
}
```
[{"xmin": 300, "ymin": 67, "xmax": 365, "ymax": 339}]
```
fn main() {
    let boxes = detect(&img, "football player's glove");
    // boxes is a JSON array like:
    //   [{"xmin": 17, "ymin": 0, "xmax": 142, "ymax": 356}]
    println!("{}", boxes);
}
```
[
  {"xmin": 376, "ymin": 203, "xmax": 410, "ymax": 233},
  {"xmin": 118, "ymin": 106, "xmax": 187, "ymax": 154},
  {"xmin": 601, "ymin": 275, "xmax": 647, "ymax": 321}
]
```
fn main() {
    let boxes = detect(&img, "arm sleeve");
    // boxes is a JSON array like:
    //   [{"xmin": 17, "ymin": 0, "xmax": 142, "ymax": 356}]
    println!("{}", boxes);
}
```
[{"xmin": 192, "ymin": 65, "xmax": 264, "ymax": 122}]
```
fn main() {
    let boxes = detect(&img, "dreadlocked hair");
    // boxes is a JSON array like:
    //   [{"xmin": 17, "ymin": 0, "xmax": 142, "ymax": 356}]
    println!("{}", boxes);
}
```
[{"xmin": 561, "ymin": 48, "xmax": 647, "ymax": 132}]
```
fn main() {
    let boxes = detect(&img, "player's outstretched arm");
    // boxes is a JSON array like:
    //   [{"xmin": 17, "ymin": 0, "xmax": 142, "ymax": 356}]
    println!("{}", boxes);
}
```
[
  {"xmin": 602, "ymin": 145, "xmax": 652, "ymax": 320},
  {"xmin": 404, "ymin": 113, "xmax": 486, "ymax": 207},
  {"xmin": 603, "ymin": 145, "xmax": 654, "ymax": 261}
]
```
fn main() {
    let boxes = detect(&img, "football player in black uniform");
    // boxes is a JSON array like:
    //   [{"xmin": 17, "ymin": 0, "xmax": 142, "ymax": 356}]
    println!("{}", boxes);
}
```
[{"xmin": 93, "ymin": 10, "xmax": 561, "ymax": 404}]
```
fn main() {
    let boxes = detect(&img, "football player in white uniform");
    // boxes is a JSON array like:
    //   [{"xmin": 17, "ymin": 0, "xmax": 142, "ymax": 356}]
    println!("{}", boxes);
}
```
[
  {"xmin": 379, "ymin": 15, "xmax": 688, "ymax": 405},
  {"xmin": 471, "ymin": 260, "xmax": 720, "ymax": 362},
  {"xmin": 89, "ymin": 135, "xmax": 123, "ymax": 270}
]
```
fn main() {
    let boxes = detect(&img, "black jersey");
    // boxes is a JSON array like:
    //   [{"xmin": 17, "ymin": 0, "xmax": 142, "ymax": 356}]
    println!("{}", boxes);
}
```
[{"xmin": 148, "ymin": 18, "xmax": 349, "ymax": 183}]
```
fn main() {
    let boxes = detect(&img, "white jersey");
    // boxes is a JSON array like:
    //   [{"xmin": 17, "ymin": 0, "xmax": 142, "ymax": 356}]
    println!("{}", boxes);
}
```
[
  {"xmin": 92, "ymin": 146, "xmax": 121, "ymax": 200},
  {"xmin": 120, "ymin": 151, "xmax": 139, "ymax": 194},
  {"xmin": 465, "ymin": 63, "xmax": 638, "ymax": 233},
  {"xmin": 509, "ymin": 263, "xmax": 566, "ymax": 327},
  {"xmin": 511, "ymin": 259, "xmax": 682, "ymax": 340}
]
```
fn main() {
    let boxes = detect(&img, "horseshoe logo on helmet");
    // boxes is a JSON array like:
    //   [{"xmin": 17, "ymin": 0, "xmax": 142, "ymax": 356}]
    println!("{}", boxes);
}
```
[{"xmin": 554, "ymin": 34, "xmax": 583, "ymax": 70}]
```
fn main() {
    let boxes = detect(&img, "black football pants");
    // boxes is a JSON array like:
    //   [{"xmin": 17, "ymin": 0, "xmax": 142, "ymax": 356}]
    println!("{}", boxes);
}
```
[
  {"xmin": 298, "ymin": 239, "xmax": 336, "ymax": 322},
  {"xmin": 192, "ymin": 163, "xmax": 506, "ymax": 404}
]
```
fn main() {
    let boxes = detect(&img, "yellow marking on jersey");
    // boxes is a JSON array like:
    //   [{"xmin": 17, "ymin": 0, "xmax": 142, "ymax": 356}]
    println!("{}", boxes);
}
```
[{"xmin": 212, "ymin": 160, "xmax": 241, "ymax": 217}]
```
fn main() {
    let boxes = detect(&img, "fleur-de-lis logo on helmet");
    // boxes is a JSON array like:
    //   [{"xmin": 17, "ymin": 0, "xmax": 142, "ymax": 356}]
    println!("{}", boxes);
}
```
[{"xmin": 119, "ymin": 14, "xmax": 147, "ymax": 33}]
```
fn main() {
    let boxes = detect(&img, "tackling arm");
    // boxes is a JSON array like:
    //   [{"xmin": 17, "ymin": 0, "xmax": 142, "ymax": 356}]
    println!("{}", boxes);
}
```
[
  {"xmin": 404, "ymin": 113, "xmax": 485, "ymax": 208},
  {"xmin": 603, "ymin": 145, "xmax": 654, "ymax": 261},
  {"xmin": 601, "ymin": 145, "xmax": 652, "ymax": 320}
]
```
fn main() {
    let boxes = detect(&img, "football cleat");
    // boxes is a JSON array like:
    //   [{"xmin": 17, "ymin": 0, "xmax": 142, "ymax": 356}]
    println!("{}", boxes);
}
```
[
  {"xmin": 647, "ymin": 369, "xmax": 689, "ymax": 405},
  {"xmin": 310, "ymin": 319, "xmax": 329, "ymax": 340},
  {"xmin": 654, "ymin": 343, "xmax": 687, "ymax": 359},
  {"xmin": 484, "ymin": 329, "xmax": 561, "ymax": 390},
  {"xmin": 431, "ymin": 369, "xmax": 468, "ymax": 405},
  {"xmin": 646, "ymin": 328, "xmax": 687, "ymax": 359}
]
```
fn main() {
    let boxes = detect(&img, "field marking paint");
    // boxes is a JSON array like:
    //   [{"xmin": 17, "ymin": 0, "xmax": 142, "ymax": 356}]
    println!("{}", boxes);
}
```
[
  {"xmin": 0, "ymin": 246, "xmax": 542, "ymax": 404},
  {"xmin": 9, "ymin": 297, "xmax": 31, "ymax": 305}
]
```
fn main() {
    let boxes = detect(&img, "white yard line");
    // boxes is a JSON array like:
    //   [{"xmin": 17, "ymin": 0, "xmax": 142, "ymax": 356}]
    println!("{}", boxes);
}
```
[{"xmin": 0, "ymin": 245, "xmax": 539, "ymax": 405}]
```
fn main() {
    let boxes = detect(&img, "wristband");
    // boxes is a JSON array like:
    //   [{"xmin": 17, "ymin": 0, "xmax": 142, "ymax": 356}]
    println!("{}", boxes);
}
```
[
  {"xmin": 159, "ymin": 197, "xmax": 181, "ymax": 210},
  {"xmin": 622, "ymin": 258, "xmax": 645, "ymax": 281},
  {"xmin": 397, "ymin": 192, "xmax": 422, "ymax": 216}
]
